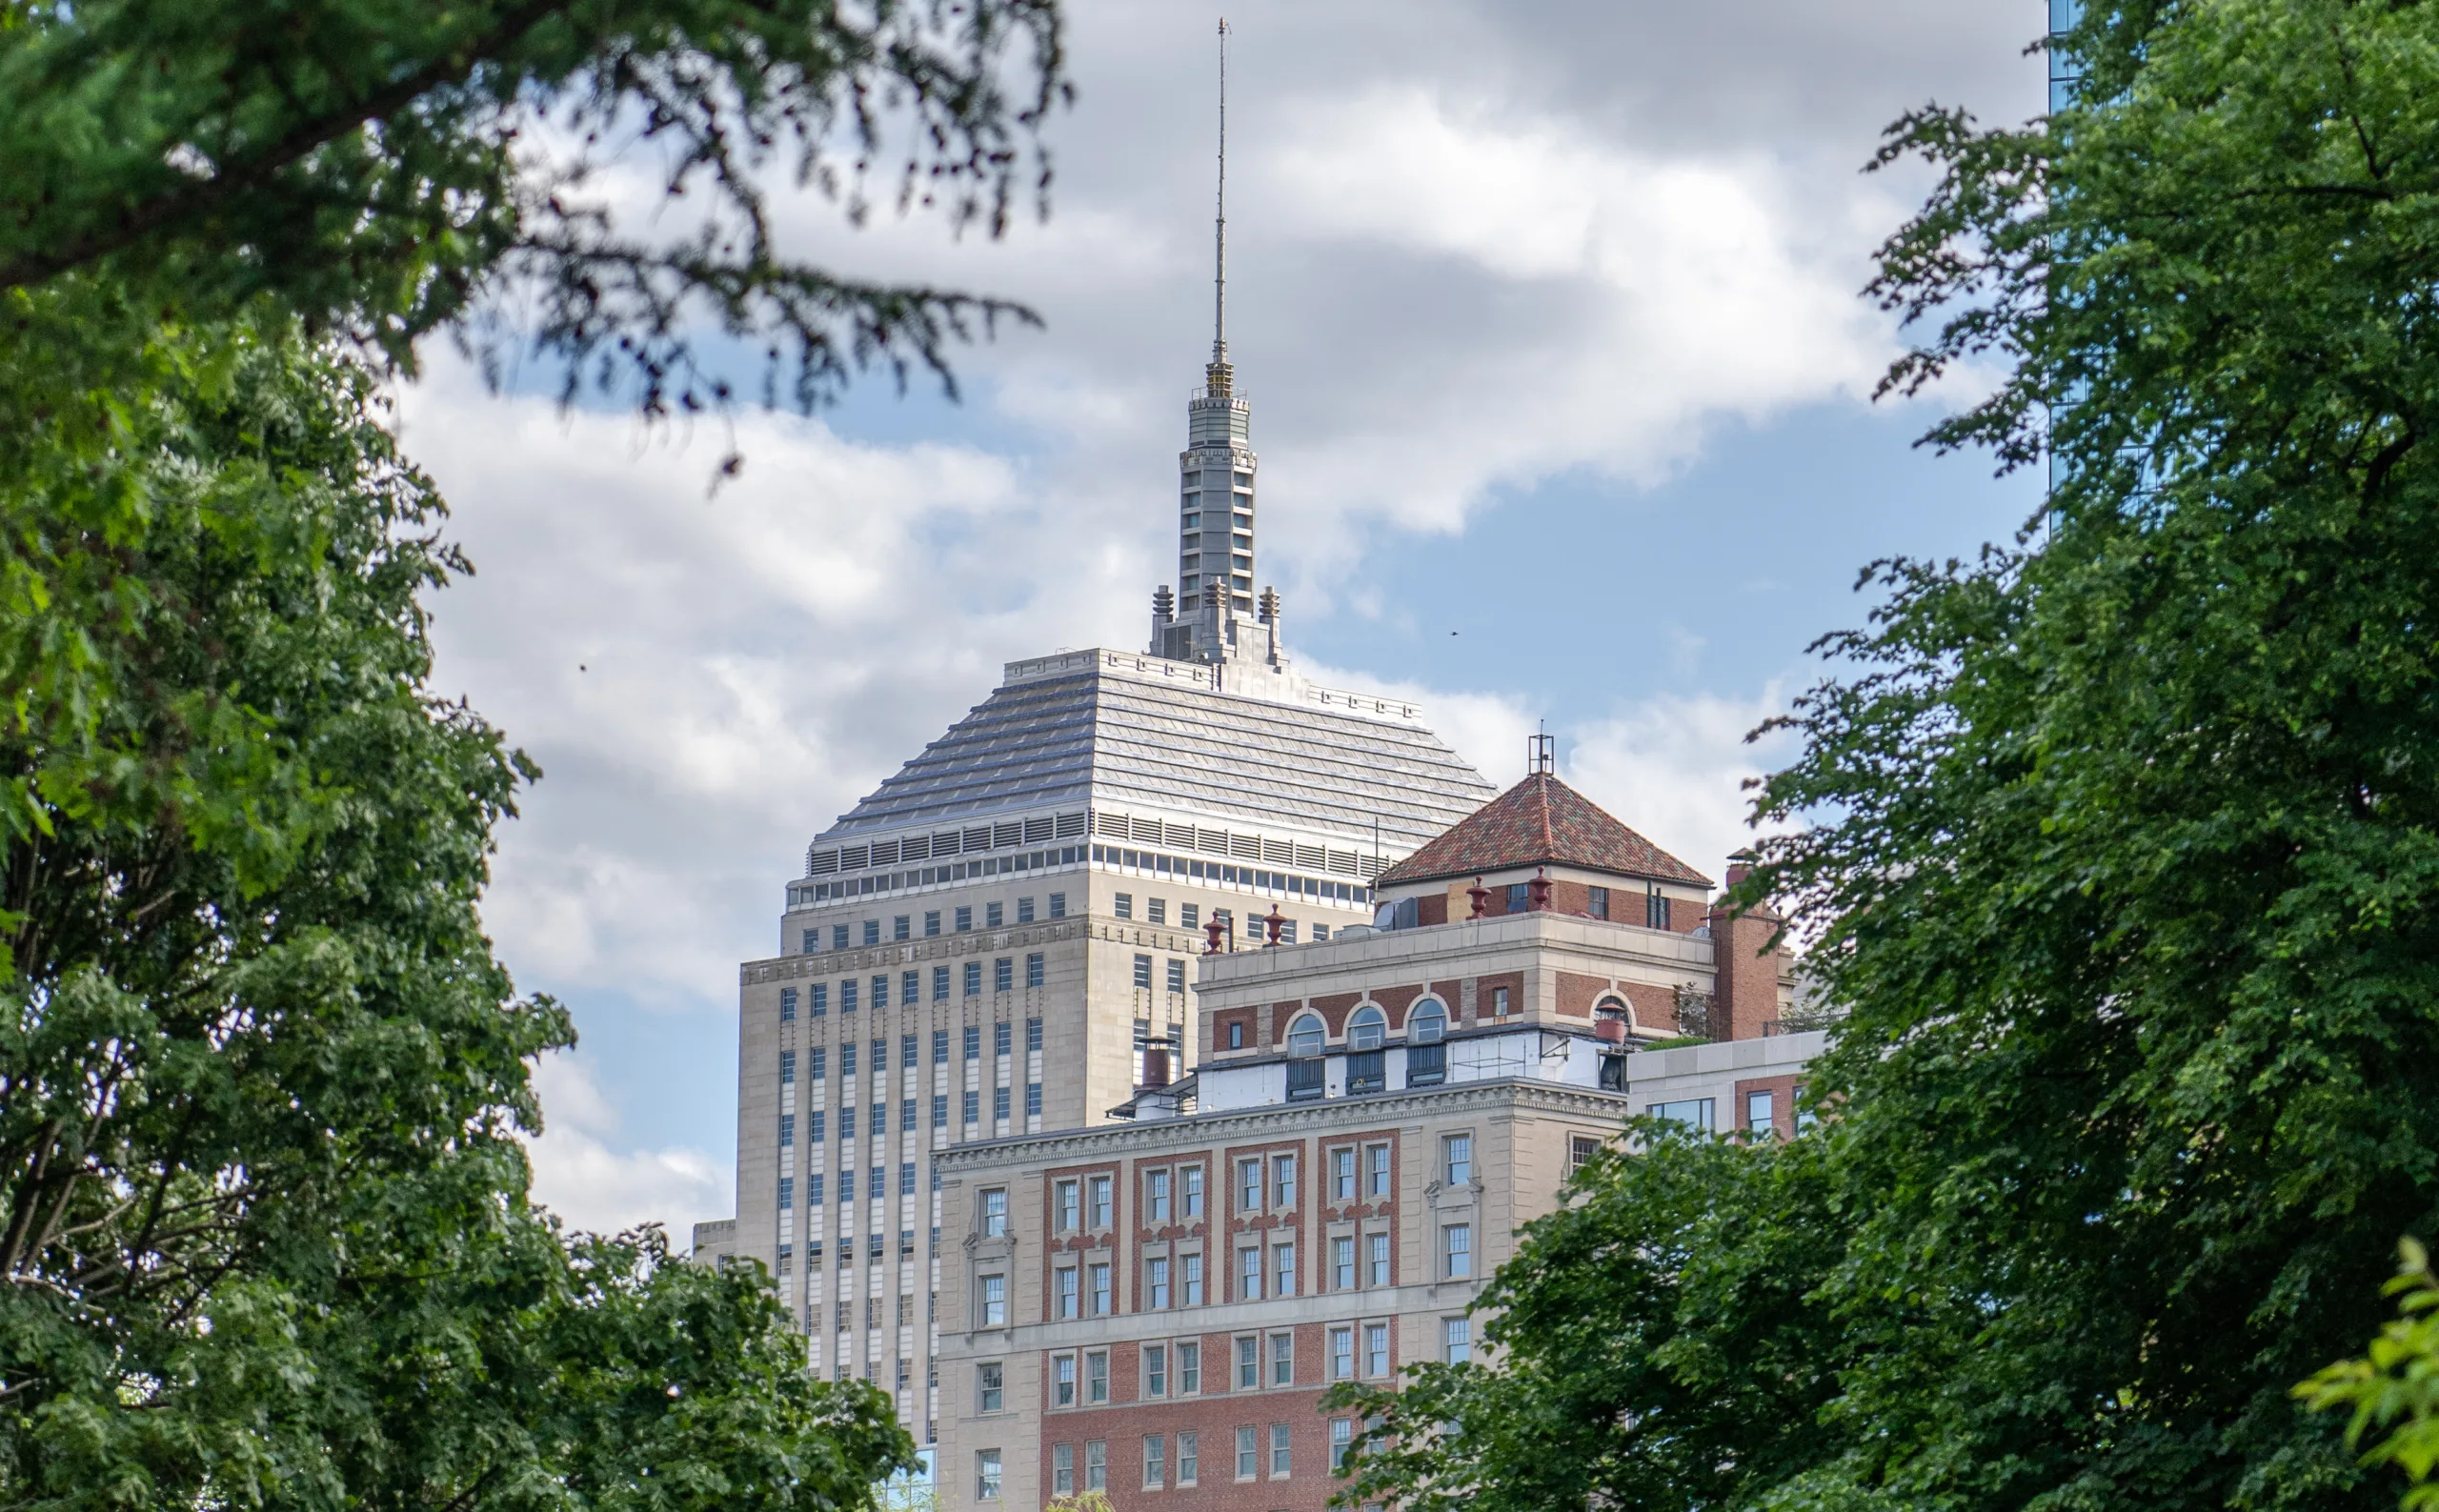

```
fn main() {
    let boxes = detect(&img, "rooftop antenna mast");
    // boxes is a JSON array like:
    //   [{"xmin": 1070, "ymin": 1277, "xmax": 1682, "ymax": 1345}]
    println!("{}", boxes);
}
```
[{"xmin": 1213, "ymin": 18, "xmax": 1229, "ymax": 371}]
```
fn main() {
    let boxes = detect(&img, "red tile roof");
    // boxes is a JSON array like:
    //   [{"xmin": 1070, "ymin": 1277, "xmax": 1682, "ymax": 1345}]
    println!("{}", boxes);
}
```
[{"xmin": 1374, "ymin": 772, "xmax": 1713, "ymax": 889}]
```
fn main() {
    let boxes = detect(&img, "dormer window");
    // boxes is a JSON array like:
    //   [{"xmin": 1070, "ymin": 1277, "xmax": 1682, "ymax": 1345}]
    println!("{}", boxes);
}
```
[{"xmin": 1348, "ymin": 1006, "xmax": 1386, "ymax": 1052}]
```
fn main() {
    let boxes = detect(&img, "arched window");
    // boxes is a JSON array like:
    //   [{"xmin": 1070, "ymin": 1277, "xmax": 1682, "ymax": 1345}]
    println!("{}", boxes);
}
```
[
  {"xmin": 1596, "ymin": 996, "xmax": 1630, "ymax": 1023},
  {"xmin": 1408, "ymin": 1001, "xmax": 1447, "ymax": 1044},
  {"xmin": 1349, "ymin": 1005, "xmax": 1387, "ymax": 1051},
  {"xmin": 1287, "ymin": 1013, "xmax": 1325, "ymax": 1058}
]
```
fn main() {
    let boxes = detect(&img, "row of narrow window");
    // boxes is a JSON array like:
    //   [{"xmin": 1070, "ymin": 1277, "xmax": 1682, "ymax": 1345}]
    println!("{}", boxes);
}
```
[{"xmin": 776, "ymin": 1022, "xmax": 1044, "ymax": 1082}]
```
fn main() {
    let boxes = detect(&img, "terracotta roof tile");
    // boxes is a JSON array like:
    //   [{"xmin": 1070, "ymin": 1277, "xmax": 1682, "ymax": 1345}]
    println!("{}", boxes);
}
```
[{"xmin": 1373, "ymin": 772, "xmax": 1712, "ymax": 889}]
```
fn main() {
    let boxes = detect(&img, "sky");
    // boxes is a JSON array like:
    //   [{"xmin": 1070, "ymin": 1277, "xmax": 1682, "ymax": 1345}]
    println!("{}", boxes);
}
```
[{"xmin": 394, "ymin": 0, "xmax": 2049, "ymax": 1239}]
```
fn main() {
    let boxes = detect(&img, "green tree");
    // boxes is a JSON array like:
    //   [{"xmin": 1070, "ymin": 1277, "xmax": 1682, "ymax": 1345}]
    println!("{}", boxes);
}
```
[
  {"xmin": 1336, "ymin": 4, "xmax": 2439, "ymax": 1511},
  {"xmin": 2299, "ymin": 1240, "xmax": 2439, "ymax": 1512},
  {"xmin": 0, "ymin": 0, "xmax": 1068, "ymax": 416},
  {"xmin": 0, "ymin": 320, "xmax": 912, "ymax": 1508},
  {"xmin": 0, "ymin": 2, "xmax": 1051, "ymax": 1504},
  {"xmin": 1326, "ymin": 1127, "xmax": 1850, "ymax": 1512}
]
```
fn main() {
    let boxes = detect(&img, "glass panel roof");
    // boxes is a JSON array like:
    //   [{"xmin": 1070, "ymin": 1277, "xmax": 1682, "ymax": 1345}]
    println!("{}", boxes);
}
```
[{"xmin": 821, "ymin": 667, "xmax": 1495, "ymax": 854}]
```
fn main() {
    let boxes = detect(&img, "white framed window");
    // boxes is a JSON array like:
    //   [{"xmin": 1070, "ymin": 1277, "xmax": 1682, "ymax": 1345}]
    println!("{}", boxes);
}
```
[
  {"xmin": 1052, "ymin": 1443, "xmax": 1074, "ymax": 1496},
  {"xmin": 1287, "ymin": 1013, "xmax": 1324, "ymax": 1057},
  {"xmin": 1269, "ymin": 1422, "xmax": 1292, "ymax": 1479},
  {"xmin": 1274, "ymin": 1240, "xmax": 1298, "ymax": 1298},
  {"xmin": 1182, "ymin": 1251, "xmax": 1204, "ymax": 1306},
  {"xmin": 1270, "ymin": 1331, "xmax": 1295, "ymax": 1386},
  {"xmin": 1443, "ymin": 1133, "xmax": 1472, "ymax": 1188},
  {"xmin": 1333, "ymin": 1236, "xmax": 1356, "ymax": 1291},
  {"xmin": 1179, "ymin": 1341, "xmax": 1201, "ymax": 1394},
  {"xmin": 1329, "ymin": 1325, "xmax": 1354, "ymax": 1380},
  {"xmin": 1234, "ymin": 1335, "xmax": 1258, "ymax": 1390},
  {"xmin": 1181, "ymin": 1164, "xmax": 1204, "ymax": 1218},
  {"xmin": 979, "ymin": 1273, "xmax": 1006, "ymax": 1326},
  {"xmin": 1235, "ymin": 1426, "xmax": 1258, "ymax": 1480},
  {"xmin": 1368, "ymin": 1232, "xmax": 1392, "ymax": 1287},
  {"xmin": 1089, "ymin": 1261, "xmax": 1112, "ymax": 1316},
  {"xmin": 1146, "ymin": 1255, "xmax": 1171, "ymax": 1308},
  {"xmin": 1085, "ymin": 1440, "xmax": 1107, "ymax": 1492},
  {"xmin": 1444, "ymin": 1224, "xmax": 1472, "ymax": 1280},
  {"xmin": 1367, "ymin": 1142, "xmax": 1391, "ymax": 1197},
  {"xmin": 1145, "ymin": 1342, "xmax": 1168, "ymax": 1397},
  {"xmin": 1273, "ymin": 1152, "xmax": 1298, "ymax": 1209},
  {"xmin": 1179, "ymin": 1431, "xmax": 1199, "ymax": 1485},
  {"xmin": 1087, "ymin": 1350, "xmax": 1110, "ymax": 1404},
  {"xmin": 1332, "ymin": 1146, "xmax": 1357, "ymax": 1200},
  {"xmin": 1331, "ymin": 1418, "xmax": 1354, "ymax": 1470},
  {"xmin": 1239, "ymin": 1246, "xmax": 1262, "ymax": 1301},
  {"xmin": 976, "ymin": 1450, "xmax": 1002, "ymax": 1501},
  {"xmin": 1144, "ymin": 1435, "xmax": 1166, "ymax": 1489},
  {"xmin": 1443, "ymin": 1317, "xmax": 1471, "ymax": 1364},
  {"xmin": 978, "ymin": 1361, "xmax": 1004, "ymax": 1413},
  {"xmin": 1089, "ymin": 1174, "xmax": 1114, "ymax": 1228},
  {"xmin": 1349, "ymin": 1004, "xmax": 1386, "ymax": 1050},
  {"xmin": 1056, "ymin": 1266, "xmax": 1078, "ymax": 1320},
  {"xmin": 1365, "ymin": 1322, "xmax": 1390, "ymax": 1377},
  {"xmin": 1238, "ymin": 1158, "xmax": 1262, "ymax": 1213},
  {"xmin": 1056, "ymin": 1179, "xmax": 1079, "ymax": 1231},
  {"xmin": 1053, "ymin": 1353, "xmax": 1077, "ymax": 1407},
  {"xmin": 980, "ymin": 1187, "xmax": 1008, "ymax": 1238},
  {"xmin": 1567, "ymin": 1133, "xmax": 1602, "ymax": 1176},
  {"xmin": 1147, "ymin": 1168, "xmax": 1172, "ymax": 1221},
  {"xmin": 1651, "ymin": 1098, "xmax": 1715, "ymax": 1132},
  {"xmin": 1409, "ymin": 1001, "xmax": 1447, "ymax": 1042}
]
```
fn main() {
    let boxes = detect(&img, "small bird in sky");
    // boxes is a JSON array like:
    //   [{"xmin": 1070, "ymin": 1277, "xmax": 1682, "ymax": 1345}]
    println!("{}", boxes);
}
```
[{"xmin": 579, "ymin": 664, "xmax": 588, "ymax": 672}]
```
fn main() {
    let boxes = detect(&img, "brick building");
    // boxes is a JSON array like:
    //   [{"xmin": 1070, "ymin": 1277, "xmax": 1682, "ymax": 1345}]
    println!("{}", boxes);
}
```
[{"xmin": 932, "ymin": 768, "xmax": 1817, "ymax": 1512}]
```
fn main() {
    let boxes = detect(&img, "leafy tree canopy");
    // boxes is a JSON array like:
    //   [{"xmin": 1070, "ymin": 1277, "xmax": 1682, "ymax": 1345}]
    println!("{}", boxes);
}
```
[
  {"xmin": 0, "ymin": 316, "xmax": 915, "ymax": 1508},
  {"xmin": 0, "ymin": 0, "xmax": 1068, "ymax": 416},
  {"xmin": 1340, "ymin": 4, "xmax": 2439, "ymax": 1511}
]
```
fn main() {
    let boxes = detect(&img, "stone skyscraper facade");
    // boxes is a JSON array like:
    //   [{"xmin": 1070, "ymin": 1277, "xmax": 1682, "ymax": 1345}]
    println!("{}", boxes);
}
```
[{"xmin": 702, "ymin": 214, "xmax": 1499, "ymax": 1446}]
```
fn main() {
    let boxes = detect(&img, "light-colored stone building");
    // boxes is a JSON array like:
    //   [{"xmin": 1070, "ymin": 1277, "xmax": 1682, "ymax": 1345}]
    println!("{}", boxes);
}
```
[
  {"xmin": 931, "ymin": 771, "xmax": 1819, "ymax": 1512},
  {"xmin": 710, "ymin": 327, "xmax": 1501, "ymax": 1447}
]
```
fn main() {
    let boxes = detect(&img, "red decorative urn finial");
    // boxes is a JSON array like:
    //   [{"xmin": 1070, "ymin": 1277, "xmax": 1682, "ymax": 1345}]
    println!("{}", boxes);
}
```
[
  {"xmin": 1527, "ymin": 866, "xmax": 1554, "ymax": 913},
  {"xmin": 1204, "ymin": 917, "xmax": 1226, "ymax": 955},
  {"xmin": 1467, "ymin": 877, "xmax": 1490, "ymax": 919},
  {"xmin": 1262, "ymin": 903, "xmax": 1287, "ymax": 946}
]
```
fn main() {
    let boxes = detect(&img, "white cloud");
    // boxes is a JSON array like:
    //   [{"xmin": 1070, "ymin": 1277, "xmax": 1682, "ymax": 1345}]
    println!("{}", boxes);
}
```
[
  {"xmin": 402, "ymin": 0, "xmax": 2039, "ymax": 1231},
  {"xmin": 525, "ymin": 1053, "xmax": 731, "ymax": 1237}
]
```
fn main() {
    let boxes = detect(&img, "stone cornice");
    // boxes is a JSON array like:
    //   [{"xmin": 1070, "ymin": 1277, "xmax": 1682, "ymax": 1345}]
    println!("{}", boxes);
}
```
[
  {"xmin": 934, "ymin": 1078, "xmax": 1632, "ymax": 1174},
  {"xmin": 739, "ymin": 917, "xmax": 1206, "ymax": 985}
]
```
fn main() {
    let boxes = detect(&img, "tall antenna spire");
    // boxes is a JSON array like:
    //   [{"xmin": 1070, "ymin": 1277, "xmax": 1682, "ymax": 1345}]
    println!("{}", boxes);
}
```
[{"xmin": 1212, "ymin": 18, "xmax": 1230, "ymax": 375}]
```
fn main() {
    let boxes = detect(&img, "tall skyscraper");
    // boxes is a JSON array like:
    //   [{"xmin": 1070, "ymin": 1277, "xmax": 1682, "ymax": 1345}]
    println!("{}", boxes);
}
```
[{"xmin": 706, "ymin": 22, "xmax": 1497, "ymax": 1449}]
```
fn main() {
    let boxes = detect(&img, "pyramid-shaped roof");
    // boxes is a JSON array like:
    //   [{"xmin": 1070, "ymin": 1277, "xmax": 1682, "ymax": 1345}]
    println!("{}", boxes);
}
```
[
  {"xmin": 1374, "ymin": 772, "xmax": 1712, "ymax": 889},
  {"xmin": 821, "ymin": 655, "xmax": 1496, "ymax": 857}
]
